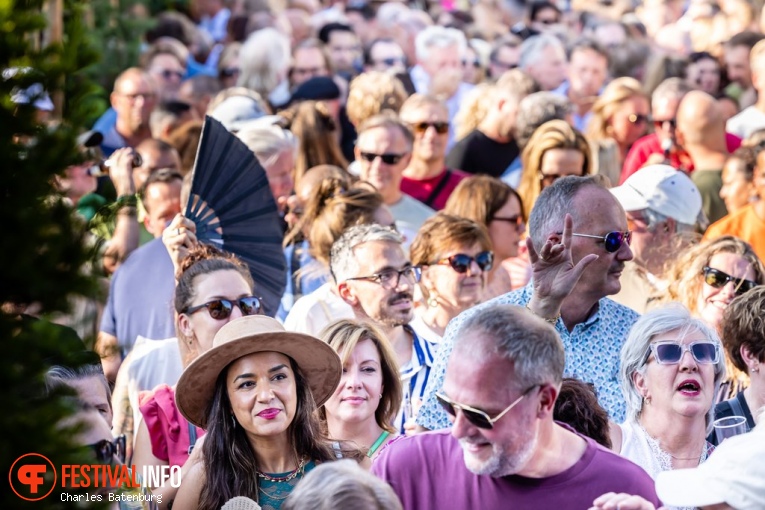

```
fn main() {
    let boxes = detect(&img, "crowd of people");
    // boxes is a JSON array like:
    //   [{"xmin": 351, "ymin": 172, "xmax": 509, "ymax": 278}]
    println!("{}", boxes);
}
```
[{"xmin": 14, "ymin": 0, "xmax": 765, "ymax": 507}]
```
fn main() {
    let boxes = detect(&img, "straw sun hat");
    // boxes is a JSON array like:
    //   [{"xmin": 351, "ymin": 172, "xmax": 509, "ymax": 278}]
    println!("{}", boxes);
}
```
[{"xmin": 176, "ymin": 315, "xmax": 342, "ymax": 429}]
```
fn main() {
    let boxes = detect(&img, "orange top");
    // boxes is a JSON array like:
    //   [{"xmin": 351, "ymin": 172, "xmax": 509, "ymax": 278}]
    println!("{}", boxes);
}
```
[{"xmin": 704, "ymin": 204, "xmax": 765, "ymax": 262}]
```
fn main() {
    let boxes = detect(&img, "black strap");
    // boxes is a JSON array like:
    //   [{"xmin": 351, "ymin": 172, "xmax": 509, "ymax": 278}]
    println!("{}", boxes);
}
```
[
  {"xmin": 423, "ymin": 169, "xmax": 452, "ymax": 208},
  {"xmin": 290, "ymin": 243, "xmax": 303, "ymax": 302},
  {"xmin": 187, "ymin": 422, "xmax": 197, "ymax": 455}
]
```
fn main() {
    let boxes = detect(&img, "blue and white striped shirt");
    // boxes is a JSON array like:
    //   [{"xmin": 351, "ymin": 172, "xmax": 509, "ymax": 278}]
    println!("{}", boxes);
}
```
[
  {"xmin": 415, "ymin": 283, "xmax": 639, "ymax": 431},
  {"xmin": 394, "ymin": 321, "xmax": 438, "ymax": 434}
]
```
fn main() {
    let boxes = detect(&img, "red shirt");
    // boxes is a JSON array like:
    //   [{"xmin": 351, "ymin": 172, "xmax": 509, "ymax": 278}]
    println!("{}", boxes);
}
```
[
  {"xmin": 400, "ymin": 167, "xmax": 469, "ymax": 210},
  {"xmin": 620, "ymin": 133, "xmax": 742, "ymax": 184}
]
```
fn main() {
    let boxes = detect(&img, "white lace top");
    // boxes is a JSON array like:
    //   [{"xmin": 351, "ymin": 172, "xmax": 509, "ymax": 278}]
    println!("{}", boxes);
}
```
[{"xmin": 619, "ymin": 420, "xmax": 711, "ymax": 510}]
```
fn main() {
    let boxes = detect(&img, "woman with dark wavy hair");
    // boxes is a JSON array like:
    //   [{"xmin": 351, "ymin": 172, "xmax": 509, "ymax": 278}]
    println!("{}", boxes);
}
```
[{"xmin": 173, "ymin": 315, "xmax": 354, "ymax": 510}]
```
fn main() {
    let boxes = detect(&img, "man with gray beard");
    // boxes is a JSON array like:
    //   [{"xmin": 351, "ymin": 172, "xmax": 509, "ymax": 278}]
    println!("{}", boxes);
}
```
[
  {"xmin": 331, "ymin": 224, "xmax": 436, "ymax": 434},
  {"xmin": 372, "ymin": 303, "xmax": 660, "ymax": 510}
]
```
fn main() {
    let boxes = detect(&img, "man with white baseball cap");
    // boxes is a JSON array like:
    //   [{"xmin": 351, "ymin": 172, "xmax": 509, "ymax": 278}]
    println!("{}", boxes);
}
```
[
  {"xmin": 609, "ymin": 164, "xmax": 703, "ymax": 312},
  {"xmin": 655, "ymin": 423, "xmax": 765, "ymax": 510}
]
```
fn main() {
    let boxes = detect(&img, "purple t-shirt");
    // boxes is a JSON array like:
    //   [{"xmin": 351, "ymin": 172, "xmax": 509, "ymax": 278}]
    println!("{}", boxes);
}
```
[{"xmin": 372, "ymin": 428, "xmax": 661, "ymax": 510}]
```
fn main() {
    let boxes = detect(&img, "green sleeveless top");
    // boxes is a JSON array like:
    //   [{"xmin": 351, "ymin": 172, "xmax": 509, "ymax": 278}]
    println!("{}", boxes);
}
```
[{"xmin": 256, "ymin": 460, "xmax": 316, "ymax": 510}]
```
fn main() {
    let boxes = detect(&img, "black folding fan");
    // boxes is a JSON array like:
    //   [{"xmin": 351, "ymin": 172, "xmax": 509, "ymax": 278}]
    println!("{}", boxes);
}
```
[{"xmin": 184, "ymin": 116, "xmax": 287, "ymax": 317}]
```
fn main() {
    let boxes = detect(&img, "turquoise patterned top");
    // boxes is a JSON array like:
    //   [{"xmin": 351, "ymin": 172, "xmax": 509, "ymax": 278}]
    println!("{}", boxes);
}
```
[
  {"xmin": 415, "ymin": 282, "xmax": 640, "ymax": 430},
  {"xmin": 257, "ymin": 460, "xmax": 316, "ymax": 510}
]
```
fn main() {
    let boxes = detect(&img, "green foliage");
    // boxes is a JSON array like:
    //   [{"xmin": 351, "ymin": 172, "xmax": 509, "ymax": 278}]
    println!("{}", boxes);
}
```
[{"xmin": 0, "ymin": 0, "xmax": 110, "ymax": 507}]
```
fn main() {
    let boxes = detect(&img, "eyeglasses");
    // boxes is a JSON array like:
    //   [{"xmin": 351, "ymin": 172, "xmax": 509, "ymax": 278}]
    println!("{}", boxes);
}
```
[
  {"xmin": 291, "ymin": 66, "xmax": 327, "ymax": 76},
  {"xmin": 491, "ymin": 59, "xmax": 518, "ymax": 71},
  {"xmin": 375, "ymin": 57, "xmax": 405, "ymax": 67},
  {"xmin": 653, "ymin": 118, "xmax": 676, "ymax": 130},
  {"xmin": 436, "ymin": 386, "xmax": 537, "ymax": 429},
  {"xmin": 88, "ymin": 435, "xmax": 126, "ymax": 464},
  {"xmin": 346, "ymin": 266, "xmax": 421, "ymax": 289},
  {"xmin": 538, "ymin": 171, "xmax": 578, "ymax": 188},
  {"xmin": 628, "ymin": 113, "xmax": 650, "ymax": 125},
  {"xmin": 492, "ymin": 214, "xmax": 524, "ymax": 229},
  {"xmin": 644, "ymin": 341, "xmax": 719, "ymax": 365},
  {"xmin": 220, "ymin": 67, "xmax": 240, "ymax": 78},
  {"xmin": 702, "ymin": 266, "xmax": 759, "ymax": 296},
  {"xmin": 119, "ymin": 92, "xmax": 156, "ymax": 102},
  {"xmin": 155, "ymin": 69, "xmax": 184, "ymax": 81},
  {"xmin": 570, "ymin": 231, "xmax": 632, "ymax": 253},
  {"xmin": 462, "ymin": 59, "xmax": 481, "ymax": 68},
  {"xmin": 359, "ymin": 151, "xmax": 406, "ymax": 165},
  {"xmin": 433, "ymin": 251, "xmax": 494, "ymax": 273},
  {"xmin": 407, "ymin": 122, "xmax": 449, "ymax": 135},
  {"xmin": 183, "ymin": 297, "xmax": 263, "ymax": 320},
  {"xmin": 536, "ymin": 18, "xmax": 559, "ymax": 25}
]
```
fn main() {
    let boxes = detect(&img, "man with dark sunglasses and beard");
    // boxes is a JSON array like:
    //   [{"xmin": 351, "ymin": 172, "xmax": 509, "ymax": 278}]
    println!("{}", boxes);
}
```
[
  {"xmin": 331, "ymin": 224, "xmax": 436, "ymax": 434},
  {"xmin": 372, "ymin": 303, "xmax": 660, "ymax": 510},
  {"xmin": 417, "ymin": 175, "xmax": 639, "ymax": 432}
]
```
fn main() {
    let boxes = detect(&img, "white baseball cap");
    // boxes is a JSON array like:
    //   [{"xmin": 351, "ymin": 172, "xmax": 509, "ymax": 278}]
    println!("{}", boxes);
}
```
[
  {"xmin": 655, "ymin": 424, "xmax": 765, "ymax": 510},
  {"xmin": 610, "ymin": 165, "xmax": 702, "ymax": 225}
]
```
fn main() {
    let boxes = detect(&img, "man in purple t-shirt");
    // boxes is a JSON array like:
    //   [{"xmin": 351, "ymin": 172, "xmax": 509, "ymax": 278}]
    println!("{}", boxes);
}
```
[{"xmin": 372, "ymin": 303, "xmax": 661, "ymax": 510}]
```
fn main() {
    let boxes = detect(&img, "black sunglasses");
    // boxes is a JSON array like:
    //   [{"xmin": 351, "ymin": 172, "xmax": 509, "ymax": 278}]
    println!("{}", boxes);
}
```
[
  {"xmin": 462, "ymin": 59, "xmax": 481, "ymax": 68},
  {"xmin": 645, "ymin": 341, "xmax": 719, "ymax": 365},
  {"xmin": 571, "ymin": 231, "xmax": 632, "ymax": 253},
  {"xmin": 408, "ymin": 122, "xmax": 449, "ymax": 135},
  {"xmin": 436, "ymin": 386, "xmax": 536, "ymax": 429},
  {"xmin": 220, "ymin": 67, "xmax": 240, "ymax": 78},
  {"xmin": 376, "ymin": 57, "xmax": 405, "ymax": 67},
  {"xmin": 702, "ymin": 267, "xmax": 759, "ymax": 296},
  {"xmin": 433, "ymin": 251, "xmax": 493, "ymax": 274},
  {"xmin": 88, "ymin": 435, "xmax": 126, "ymax": 464},
  {"xmin": 359, "ymin": 151, "xmax": 406, "ymax": 165},
  {"xmin": 492, "ymin": 214, "xmax": 524, "ymax": 229},
  {"xmin": 183, "ymin": 297, "xmax": 263, "ymax": 320}
]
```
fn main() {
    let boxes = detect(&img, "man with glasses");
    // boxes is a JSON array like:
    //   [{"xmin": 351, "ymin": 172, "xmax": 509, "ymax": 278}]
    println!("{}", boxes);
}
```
[
  {"xmin": 399, "ymin": 94, "xmax": 468, "ymax": 210},
  {"xmin": 610, "ymin": 164, "xmax": 703, "ymax": 313},
  {"xmin": 355, "ymin": 113, "xmax": 434, "ymax": 247},
  {"xmin": 621, "ymin": 78, "xmax": 741, "ymax": 184},
  {"xmin": 364, "ymin": 38, "xmax": 407, "ymax": 74},
  {"xmin": 417, "ymin": 175, "xmax": 639, "ymax": 432},
  {"xmin": 101, "ymin": 68, "xmax": 157, "ymax": 157},
  {"xmin": 373, "ymin": 304, "xmax": 660, "ymax": 510},
  {"xmin": 289, "ymin": 38, "xmax": 331, "ymax": 91},
  {"xmin": 142, "ymin": 41, "xmax": 188, "ymax": 101},
  {"xmin": 331, "ymin": 224, "xmax": 436, "ymax": 433},
  {"xmin": 487, "ymin": 35, "xmax": 521, "ymax": 80}
]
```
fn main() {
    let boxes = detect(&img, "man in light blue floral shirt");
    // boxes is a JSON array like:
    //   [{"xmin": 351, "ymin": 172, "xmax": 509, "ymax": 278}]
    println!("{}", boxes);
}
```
[{"xmin": 417, "ymin": 175, "xmax": 640, "ymax": 430}]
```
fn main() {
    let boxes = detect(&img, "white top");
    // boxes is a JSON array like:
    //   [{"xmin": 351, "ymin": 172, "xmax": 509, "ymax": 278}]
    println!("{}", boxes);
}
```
[
  {"xmin": 283, "ymin": 282, "xmax": 354, "ymax": 336},
  {"xmin": 619, "ymin": 419, "xmax": 708, "ymax": 510},
  {"xmin": 726, "ymin": 105, "xmax": 765, "ymax": 140}
]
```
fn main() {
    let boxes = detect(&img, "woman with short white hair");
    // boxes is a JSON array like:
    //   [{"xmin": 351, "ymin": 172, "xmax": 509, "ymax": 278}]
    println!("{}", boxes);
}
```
[
  {"xmin": 610, "ymin": 304, "xmax": 726, "ymax": 497},
  {"xmin": 237, "ymin": 28, "xmax": 291, "ymax": 107}
]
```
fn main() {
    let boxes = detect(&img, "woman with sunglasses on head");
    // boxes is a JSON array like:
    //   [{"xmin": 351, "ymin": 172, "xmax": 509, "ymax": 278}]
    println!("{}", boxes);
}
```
[
  {"xmin": 588, "ymin": 77, "xmax": 650, "ymax": 187},
  {"xmin": 410, "ymin": 213, "xmax": 493, "ymax": 342},
  {"xmin": 173, "ymin": 315, "xmax": 356, "ymax": 509},
  {"xmin": 319, "ymin": 320, "xmax": 402, "ymax": 459},
  {"xmin": 711, "ymin": 286, "xmax": 765, "ymax": 443},
  {"xmin": 658, "ymin": 236, "xmax": 765, "ymax": 401},
  {"xmin": 517, "ymin": 120, "xmax": 593, "ymax": 219},
  {"xmin": 132, "ymin": 243, "xmax": 260, "ymax": 509},
  {"xmin": 444, "ymin": 175, "xmax": 527, "ymax": 298},
  {"xmin": 610, "ymin": 304, "xmax": 726, "ymax": 492}
]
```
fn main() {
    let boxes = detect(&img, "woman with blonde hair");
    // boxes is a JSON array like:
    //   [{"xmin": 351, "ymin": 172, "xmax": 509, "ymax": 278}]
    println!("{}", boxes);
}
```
[
  {"xmin": 453, "ymin": 83, "xmax": 493, "ymax": 142},
  {"xmin": 658, "ymin": 236, "xmax": 765, "ymax": 400},
  {"xmin": 588, "ymin": 77, "xmax": 650, "ymax": 186},
  {"xmin": 319, "ymin": 320, "xmax": 402, "ymax": 459},
  {"xmin": 444, "ymin": 175, "xmax": 527, "ymax": 296},
  {"xmin": 237, "ymin": 27, "xmax": 291, "ymax": 107},
  {"xmin": 517, "ymin": 120, "xmax": 592, "ymax": 217},
  {"xmin": 279, "ymin": 101, "xmax": 349, "ymax": 188}
]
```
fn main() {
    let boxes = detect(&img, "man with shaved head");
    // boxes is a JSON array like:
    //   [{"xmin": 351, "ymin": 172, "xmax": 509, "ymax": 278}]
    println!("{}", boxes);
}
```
[
  {"xmin": 676, "ymin": 90, "xmax": 729, "ymax": 224},
  {"xmin": 102, "ymin": 68, "xmax": 157, "ymax": 156}
]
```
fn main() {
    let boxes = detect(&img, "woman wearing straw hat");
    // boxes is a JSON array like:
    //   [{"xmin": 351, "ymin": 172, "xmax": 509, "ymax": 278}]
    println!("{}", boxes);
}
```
[{"xmin": 173, "ymin": 315, "xmax": 349, "ymax": 510}]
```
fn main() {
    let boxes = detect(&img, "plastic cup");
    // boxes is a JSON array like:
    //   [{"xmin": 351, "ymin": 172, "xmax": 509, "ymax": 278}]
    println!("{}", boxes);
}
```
[{"xmin": 714, "ymin": 415, "xmax": 748, "ymax": 443}]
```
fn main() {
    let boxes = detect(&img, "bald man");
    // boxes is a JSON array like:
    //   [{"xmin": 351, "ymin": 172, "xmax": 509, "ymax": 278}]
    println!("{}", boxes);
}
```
[
  {"xmin": 101, "ymin": 68, "xmax": 157, "ymax": 156},
  {"xmin": 676, "ymin": 90, "xmax": 729, "ymax": 224}
]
